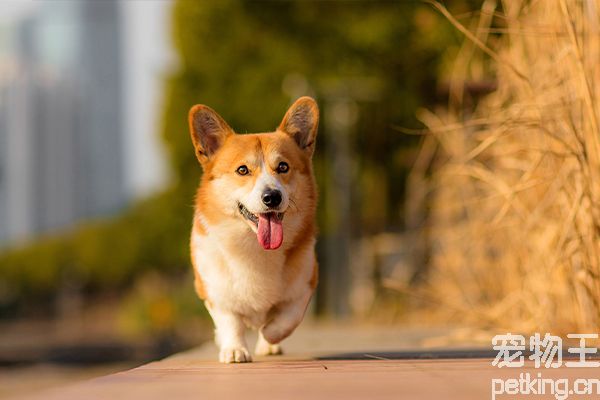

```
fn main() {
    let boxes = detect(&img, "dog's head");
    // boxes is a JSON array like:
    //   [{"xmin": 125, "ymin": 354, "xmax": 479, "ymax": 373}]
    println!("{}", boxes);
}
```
[{"xmin": 189, "ymin": 97, "xmax": 319, "ymax": 250}]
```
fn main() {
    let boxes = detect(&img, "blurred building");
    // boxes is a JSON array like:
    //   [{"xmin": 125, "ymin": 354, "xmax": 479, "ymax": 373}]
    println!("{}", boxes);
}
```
[
  {"xmin": 0, "ymin": 0, "xmax": 173, "ymax": 247},
  {"xmin": 0, "ymin": 1, "xmax": 125, "ymax": 245}
]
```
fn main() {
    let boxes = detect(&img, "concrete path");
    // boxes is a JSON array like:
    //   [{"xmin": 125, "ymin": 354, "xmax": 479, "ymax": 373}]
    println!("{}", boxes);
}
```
[{"xmin": 13, "ymin": 323, "xmax": 599, "ymax": 400}]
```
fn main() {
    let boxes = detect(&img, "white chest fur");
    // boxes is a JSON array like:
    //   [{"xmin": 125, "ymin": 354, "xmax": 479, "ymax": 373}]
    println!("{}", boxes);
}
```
[{"xmin": 191, "ymin": 218, "xmax": 290, "ymax": 327}]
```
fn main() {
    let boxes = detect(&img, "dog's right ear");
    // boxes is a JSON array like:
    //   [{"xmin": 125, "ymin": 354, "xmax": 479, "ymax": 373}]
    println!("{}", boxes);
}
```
[{"xmin": 189, "ymin": 105, "xmax": 234, "ymax": 165}]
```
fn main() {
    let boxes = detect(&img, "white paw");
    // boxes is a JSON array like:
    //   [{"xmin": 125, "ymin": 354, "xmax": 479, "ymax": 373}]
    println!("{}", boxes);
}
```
[
  {"xmin": 219, "ymin": 347, "xmax": 252, "ymax": 363},
  {"xmin": 255, "ymin": 340, "xmax": 283, "ymax": 356}
]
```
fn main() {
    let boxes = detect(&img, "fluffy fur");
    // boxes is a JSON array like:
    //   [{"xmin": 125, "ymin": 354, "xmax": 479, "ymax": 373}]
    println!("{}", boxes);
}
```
[{"xmin": 188, "ymin": 97, "xmax": 319, "ymax": 363}]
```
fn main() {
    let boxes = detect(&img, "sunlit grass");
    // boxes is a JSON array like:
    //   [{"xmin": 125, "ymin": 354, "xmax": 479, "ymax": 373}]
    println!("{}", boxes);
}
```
[{"xmin": 412, "ymin": 0, "xmax": 600, "ymax": 334}]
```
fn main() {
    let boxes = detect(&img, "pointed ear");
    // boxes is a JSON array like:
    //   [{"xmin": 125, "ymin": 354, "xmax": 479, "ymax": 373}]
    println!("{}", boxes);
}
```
[
  {"xmin": 278, "ymin": 96, "xmax": 319, "ymax": 157},
  {"xmin": 188, "ymin": 104, "xmax": 234, "ymax": 165}
]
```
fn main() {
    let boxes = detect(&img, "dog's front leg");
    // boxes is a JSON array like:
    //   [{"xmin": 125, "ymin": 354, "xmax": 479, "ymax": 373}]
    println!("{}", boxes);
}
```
[
  {"xmin": 260, "ymin": 289, "xmax": 312, "ymax": 345},
  {"xmin": 206, "ymin": 302, "xmax": 251, "ymax": 363}
]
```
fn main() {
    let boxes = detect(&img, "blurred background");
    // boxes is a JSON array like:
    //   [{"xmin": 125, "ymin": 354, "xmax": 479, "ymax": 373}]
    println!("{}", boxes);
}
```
[{"xmin": 0, "ymin": 0, "xmax": 498, "ymax": 396}]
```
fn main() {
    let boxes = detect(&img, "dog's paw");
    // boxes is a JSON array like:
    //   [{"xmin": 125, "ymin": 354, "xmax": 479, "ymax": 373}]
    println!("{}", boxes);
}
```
[
  {"xmin": 219, "ymin": 347, "xmax": 252, "ymax": 363},
  {"xmin": 261, "ymin": 323, "xmax": 294, "ymax": 345},
  {"xmin": 255, "ymin": 340, "xmax": 283, "ymax": 356}
]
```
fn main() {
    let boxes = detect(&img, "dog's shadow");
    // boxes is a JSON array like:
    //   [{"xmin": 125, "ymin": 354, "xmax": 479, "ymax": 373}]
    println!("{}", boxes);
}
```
[
  {"xmin": 316, "ymin": 349, "xmax": 497, "ymax": 360},
  {"xmin": 317, "ymin": 348, "xmax": 600, "ymax": 360}
]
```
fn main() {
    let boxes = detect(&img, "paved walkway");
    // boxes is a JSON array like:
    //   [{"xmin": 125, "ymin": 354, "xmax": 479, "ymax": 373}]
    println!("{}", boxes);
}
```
[{"xmin": 13, "ymin": 323, "xmax": 599, "ymax": 399}]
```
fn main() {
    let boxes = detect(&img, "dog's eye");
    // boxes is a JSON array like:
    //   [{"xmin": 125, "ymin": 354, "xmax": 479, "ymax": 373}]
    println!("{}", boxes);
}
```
[
  {"xmin": 277, "ymin": 162, "xmax": 289, "ymax": 174},
  {"xmin": 236, "ymin": 165, "xmax": 249, "ymax": 175}
]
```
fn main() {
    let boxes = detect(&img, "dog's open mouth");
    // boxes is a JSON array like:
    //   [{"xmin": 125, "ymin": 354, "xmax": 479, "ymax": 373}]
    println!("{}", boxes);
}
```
[{"xmin": 237, "ymin": 203, "xmax": 284, "ymax": 250}]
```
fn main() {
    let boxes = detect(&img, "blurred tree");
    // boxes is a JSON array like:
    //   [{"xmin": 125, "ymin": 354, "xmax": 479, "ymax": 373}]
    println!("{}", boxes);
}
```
[{"xmin": 164, "ymin": 0, "xmax": 463, "ymax": 233}]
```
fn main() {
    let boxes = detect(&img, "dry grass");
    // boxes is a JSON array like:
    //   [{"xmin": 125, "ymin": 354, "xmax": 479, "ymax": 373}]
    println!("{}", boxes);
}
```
[{"xmin": 411, "ymin": 0, "xmax": 600, "ymax": 334}]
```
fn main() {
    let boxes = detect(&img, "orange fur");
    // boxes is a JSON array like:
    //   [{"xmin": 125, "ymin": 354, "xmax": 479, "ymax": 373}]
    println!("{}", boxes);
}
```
[
  {"xmin": 187, "ymin": 97, "xmax": 319, "ymax": 362},
  {"xmin": 189, "ymin": 132, "xmax": 318, "ymax": 292}
]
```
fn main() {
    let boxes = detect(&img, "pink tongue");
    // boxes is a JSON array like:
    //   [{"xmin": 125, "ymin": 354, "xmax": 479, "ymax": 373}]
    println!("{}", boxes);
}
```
[{"xmin": 257, "ymin": 214, "xmax": 283, "ymax": 250}]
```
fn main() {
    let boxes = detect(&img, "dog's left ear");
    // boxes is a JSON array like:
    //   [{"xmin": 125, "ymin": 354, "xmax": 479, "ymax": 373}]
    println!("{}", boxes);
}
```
[{"xmin": 278, "ymin": 96, "xmax": 319, "ymax": 157}]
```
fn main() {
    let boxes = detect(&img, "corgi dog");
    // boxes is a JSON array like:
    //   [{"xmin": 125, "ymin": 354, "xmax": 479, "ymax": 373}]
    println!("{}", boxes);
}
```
[{"xmin": 188, "ymin": 97, "xmax": 319, "ymax": 363}]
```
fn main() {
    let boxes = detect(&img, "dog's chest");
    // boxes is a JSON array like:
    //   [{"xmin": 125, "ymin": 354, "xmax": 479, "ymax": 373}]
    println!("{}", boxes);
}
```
[{"xmin": 192, "ymin": 229, "xmax": 286, "ymax": 320}]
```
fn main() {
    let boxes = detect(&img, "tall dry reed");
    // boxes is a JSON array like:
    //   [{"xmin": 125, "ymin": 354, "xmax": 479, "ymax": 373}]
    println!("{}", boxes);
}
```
[{"xmin": 412, "ymin": 0, "xmax": 600, "ymax": 333}]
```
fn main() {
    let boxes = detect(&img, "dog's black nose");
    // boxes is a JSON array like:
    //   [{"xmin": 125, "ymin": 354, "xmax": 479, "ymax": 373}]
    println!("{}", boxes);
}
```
[{"xmin": 262, "ymin": 189, "xmax": 282, "ymax": 208}]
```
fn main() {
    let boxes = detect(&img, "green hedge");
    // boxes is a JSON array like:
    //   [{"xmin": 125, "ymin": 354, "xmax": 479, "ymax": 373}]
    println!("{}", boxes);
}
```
[{"xmin": 0, "ymin": 187, "xmax": 191, "ymax": 306}]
